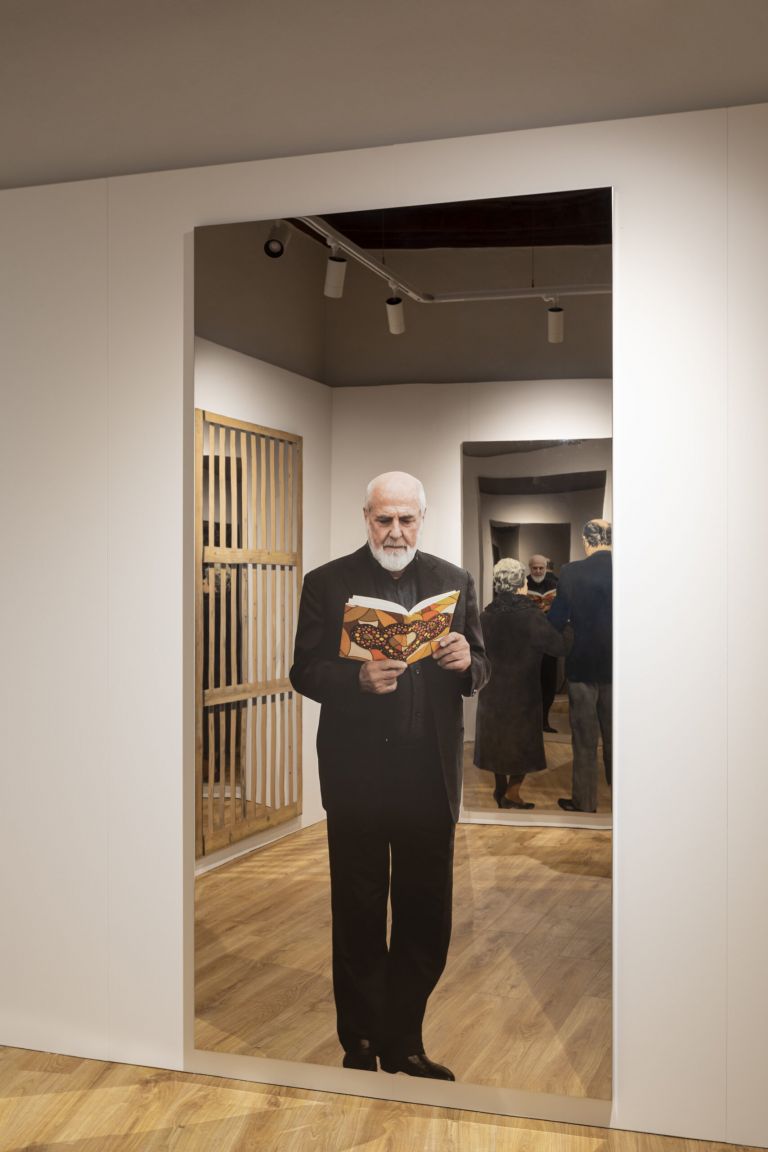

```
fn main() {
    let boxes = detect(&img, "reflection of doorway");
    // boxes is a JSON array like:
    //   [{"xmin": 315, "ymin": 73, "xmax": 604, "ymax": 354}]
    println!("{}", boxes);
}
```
[
  {"xmin": 462, "ymin": 439, "xmax": 612, "ymax": 825},
  {"xmin": 492, "ymin": 521, "xmax": 570, "ymax": 572}
]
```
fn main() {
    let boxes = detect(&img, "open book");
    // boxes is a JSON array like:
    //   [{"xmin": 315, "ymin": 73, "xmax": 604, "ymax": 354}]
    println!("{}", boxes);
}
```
[
  {"xmin": 527, "ymin": 587, "xmax": 557, "ymax": 611},
  {"xmin": 339, "ymin": 590, "xmax": 460, "ymax": 664}
]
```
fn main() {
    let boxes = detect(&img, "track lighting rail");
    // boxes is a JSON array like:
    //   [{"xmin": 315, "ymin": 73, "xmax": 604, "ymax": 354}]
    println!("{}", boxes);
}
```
[{"xmin": 296, "ymin": 215, "xmax": 611, "ymax": 305}]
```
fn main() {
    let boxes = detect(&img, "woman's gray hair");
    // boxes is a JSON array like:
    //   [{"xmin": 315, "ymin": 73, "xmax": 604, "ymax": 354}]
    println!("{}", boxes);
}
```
[{"xmin": 492, "ymin": 557, "xmax": 526, "ymax": 592}]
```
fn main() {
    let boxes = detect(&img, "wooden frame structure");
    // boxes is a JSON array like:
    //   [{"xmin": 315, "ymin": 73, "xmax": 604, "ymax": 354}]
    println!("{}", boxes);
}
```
[{"xmin": 195, "ymin": 409, "xmax": 302, "ymax": 857}]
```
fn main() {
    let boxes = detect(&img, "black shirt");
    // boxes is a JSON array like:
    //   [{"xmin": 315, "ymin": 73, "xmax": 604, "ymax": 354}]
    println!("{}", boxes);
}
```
[{"xmin": 365, "ymin": 547, "xmax": 434, "ymax": 748}]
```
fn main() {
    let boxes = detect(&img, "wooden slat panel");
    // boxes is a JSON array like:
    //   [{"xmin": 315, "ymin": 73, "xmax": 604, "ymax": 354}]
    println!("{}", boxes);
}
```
[
  {"xmin": 207, "ymin": 708, "xmax": 215, "ymax": 841},
  {"xmin": 229, "ymin": 703, "xmax": 237, "ymax": 829},
  {"xmin": 229, "ymin": 566, "xmax": 237, "ymax": 688},
  {"xmin": 278, "ymin": 439, "xmax": 285, "ymax": 553},
  {"xmin": 241, "ymin": 431, "xmax": 249, "ymax": 553},
  {"xmin": 269, "ymin": 438, "xmax": 276, "ymax": 553},
  {"xmin": 194, "ymin": 410, "xmax": 205, "ymax": 857},
  {"xmin": 269, "ymin": 695, "xmax": 277, "ymax": 811},
  {"xmin": 239, "ymin": 698, "xmax": 247, "ymax": 821},
  {"xmin": 204, "ymin": 678, "xmax": 292, "ymax": 706},
  {"xmin": 296, "ymin": 441, "xmax": 303, "ymax": 586},
  {"xmin": 218, "ymin": 567, "xmax": 226, "ymax": 690},
  {"xmin": 270, "ymin": 565, "xmax": 277, "ymax": 683},
  {"xmin": 196, "ymin": 411, "xmax": 303, "ymax": 857},
  {"xmin": 280, "ymin": 693, "xmax": 287, "ymax": 807},
  {"xmin": 249, "ymin": 432, "xmax": 257, "ymax": 551},
  {"xmin": 218, "ymin": 425, "xmax": 226, "ymax": 552},
  {"xmin": 260, "ymin": 690, "xmax": 267, "ymax": 808},
  {"xmin": 229, "ymin": 428, "xmax": 238, "ymax": 550},
  {"xmin": 260, "ymin": 564, "xmax": 267, "ymax": 691},
  {"xmin": 207, "ymin": 426, "xmax": 214, "ymax": 551},
  {"xmin": 260, "ymin": 436, "xmax": 266, "ymax": 551},
  {"xmin": 204, "ymin": 409, "xmax": 301, "ymax": 442},
  {"xmin": 218, "ymin": 704, "xmax": 226, "ymax": 828},
  {"xmin": 248, "ymin": 697, "xmax": 256, "ymax": 817},
  {"xmin": 286, "ymin": 441, "xmax": 293, "ymax": 555},
  {"xmin": 203, "ymin": 547, "xmax": 298, "ymax": 565}
]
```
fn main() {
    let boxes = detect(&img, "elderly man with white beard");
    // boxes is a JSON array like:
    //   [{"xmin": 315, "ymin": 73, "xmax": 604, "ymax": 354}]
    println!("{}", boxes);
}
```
[{"xmin": 290, "ymin": 471, "xmax": 489, "ymax": 1081}]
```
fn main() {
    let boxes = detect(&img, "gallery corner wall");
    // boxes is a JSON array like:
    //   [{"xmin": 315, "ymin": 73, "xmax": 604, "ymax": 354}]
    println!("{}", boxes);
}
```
[{"xmin": 1, "ymin": 103, "xmax": 767, "ymax": 1147}]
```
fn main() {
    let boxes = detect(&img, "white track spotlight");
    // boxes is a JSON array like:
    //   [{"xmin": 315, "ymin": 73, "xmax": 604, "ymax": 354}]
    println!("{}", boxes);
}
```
[
  {"xmin": 264, "ymin": 221, "xmax": 290, "ymax": 259},
  {"xmin": 547, "ymin": 302, "xmax": 564, "ymax": 343},
  {"xmin": 323, "ymin": 246, "xmax": 347, "ymax": 298},
  {"xmin": 386, "ymin": 288, "xmax": 405, "ymax": 335}
]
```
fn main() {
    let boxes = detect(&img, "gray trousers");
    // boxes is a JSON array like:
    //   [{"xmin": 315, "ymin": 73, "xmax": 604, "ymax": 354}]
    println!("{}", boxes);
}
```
[{"xmin": 567, "ymin": 680, "xmax": 612, "ymax": 812}]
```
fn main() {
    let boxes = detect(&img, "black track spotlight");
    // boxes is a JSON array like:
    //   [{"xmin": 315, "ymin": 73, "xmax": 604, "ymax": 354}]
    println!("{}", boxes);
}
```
[
  {"xmin": 264, "ymin": 221, "xmax": 290, "ymax": 259},
  {"xmin": 386, "ymin": 290, "xmax": 405, "ymax": 335},
  {"xmin": 324, "ymin": 248, "xmax": 347, "ymax": 298}
]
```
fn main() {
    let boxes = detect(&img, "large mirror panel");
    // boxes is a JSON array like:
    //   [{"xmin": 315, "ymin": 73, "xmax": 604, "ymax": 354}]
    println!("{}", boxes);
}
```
[{"xmin": 193, "ymin": 192, "xmax": 613, "ymax": 1102}]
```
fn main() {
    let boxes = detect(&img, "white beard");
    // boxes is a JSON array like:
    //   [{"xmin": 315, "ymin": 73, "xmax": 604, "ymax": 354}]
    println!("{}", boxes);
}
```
[{"xmin": 368, "ymin": 531, "xmax": 421, "ymax": 573}]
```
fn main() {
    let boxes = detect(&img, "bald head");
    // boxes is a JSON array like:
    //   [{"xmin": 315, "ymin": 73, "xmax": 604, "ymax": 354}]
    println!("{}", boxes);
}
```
[
  {"xmin": 364, "ymin": 471, "xmax": 426, "ymax": 515},
  {"xmin": 364, "ymin": 471, "xmax": 426, "ymax": 575},
  {"xmin": 528, "ymin": 554, "xmax": 549, "ymax": 583}
]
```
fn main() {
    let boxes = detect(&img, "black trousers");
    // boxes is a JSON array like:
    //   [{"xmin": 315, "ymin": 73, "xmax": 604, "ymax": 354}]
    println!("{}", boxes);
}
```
[
  {"xmin": 324, "ymin": 740, "xmax": 454, "ymax": 1060},
  {"xmin": 541, "ymin": 653, "xmax": 558, "ymax": 724}
]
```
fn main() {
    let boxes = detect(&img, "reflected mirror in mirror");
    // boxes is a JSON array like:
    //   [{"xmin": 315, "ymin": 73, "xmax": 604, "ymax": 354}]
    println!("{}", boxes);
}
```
[
  {"xmin": 461, "ymin": 438, "xmax": 613, "ymax": 824},
  {"xmin": 193, "ymin": 190, "xmax": 612, "ymax": 1103}
]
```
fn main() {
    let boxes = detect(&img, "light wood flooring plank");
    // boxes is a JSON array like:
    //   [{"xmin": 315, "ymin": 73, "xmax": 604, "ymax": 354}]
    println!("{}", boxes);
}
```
[
  {"xmin": 0, "ymin": 1046, "xmax": 761, "ymax": 1152},
  {"xmin": 196, "ymin": 813, "xmax": 612, "ymax": 1098}
]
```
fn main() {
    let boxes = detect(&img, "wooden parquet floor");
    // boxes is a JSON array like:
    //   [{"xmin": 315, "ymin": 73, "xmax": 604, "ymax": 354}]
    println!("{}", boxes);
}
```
[
  {"xmin": 0, "ymin": 1045, "xmax": 761, "ymax": 1152},
  {"xmin": 196, "ymin": 811, "xmax": 613, "ymax": 1098},
  {"xmin": 463, "ymin": 700, "xmax": 613, "ymax": 815}
]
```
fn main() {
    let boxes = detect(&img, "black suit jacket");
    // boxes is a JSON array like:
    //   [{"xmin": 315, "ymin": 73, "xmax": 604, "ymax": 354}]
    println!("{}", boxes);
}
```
[
  {"xmin": 547, "ymin": 550, "xmax": 612, "ymax": 683},
  {"xmin": 290, "ymin": 545, "xmax": 490, "ymax": 821}
]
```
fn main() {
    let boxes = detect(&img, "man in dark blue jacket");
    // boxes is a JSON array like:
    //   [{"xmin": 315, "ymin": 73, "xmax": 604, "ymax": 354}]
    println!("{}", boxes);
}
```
[{"xmin": 547, "ymin": 520, "xmax": 612, "ymax": 812}]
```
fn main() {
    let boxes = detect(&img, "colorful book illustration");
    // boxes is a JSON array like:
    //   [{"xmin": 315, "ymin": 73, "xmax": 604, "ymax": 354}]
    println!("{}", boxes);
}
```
[
  {"xmin": 527, "ymin": 587, "xmax": 557, "ymax": 612},
  {"xmin": 339, "ymin": 590, "xmax": 461, "ymax": 664}
]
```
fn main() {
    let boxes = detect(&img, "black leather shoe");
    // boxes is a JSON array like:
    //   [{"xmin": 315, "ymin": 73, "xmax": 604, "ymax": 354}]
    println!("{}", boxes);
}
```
[
  {"xmin": 495, "ymin": 790, "xmax": 534, "ymax": 810},
  {"xmin": 558, "ymin": 797, "xmax": 579, "ymax": 811},
  {"xmin": 543, "ymin": 724, "xmax": 558, "ymax": 733},
  {"xmin": 342, "ymin": 1040, "xmax": 377, "ymax": 1071},
  {"xmin": 380, "ymin": 1052, "xmax": 455, "ymax": 1080}
]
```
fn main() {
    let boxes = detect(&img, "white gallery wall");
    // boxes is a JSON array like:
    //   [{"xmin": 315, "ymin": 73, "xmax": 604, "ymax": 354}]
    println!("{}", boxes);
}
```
[{"xmin": 1, "ymin": 105, "xmax": 767, "ymax": 1146}]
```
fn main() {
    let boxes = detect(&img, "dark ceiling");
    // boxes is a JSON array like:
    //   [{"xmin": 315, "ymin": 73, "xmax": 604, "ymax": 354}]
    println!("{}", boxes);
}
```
[
  {"xmin": 479, "ymin": 470, "xmax": 607, "ymax": 496},
  {"xmin": 295, "ymin": 188, "xmax": 612, "ymax": 252}
]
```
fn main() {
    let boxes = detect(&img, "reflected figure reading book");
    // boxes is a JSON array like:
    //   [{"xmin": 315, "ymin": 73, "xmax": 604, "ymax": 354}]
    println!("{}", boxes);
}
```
[
  {"xmin": 290, "ymin": 471, "xmax": 489, "ymax": 1080},
  {"xmin": 527, "ymin": 554, "xmax": 560, "ymax": 732}
]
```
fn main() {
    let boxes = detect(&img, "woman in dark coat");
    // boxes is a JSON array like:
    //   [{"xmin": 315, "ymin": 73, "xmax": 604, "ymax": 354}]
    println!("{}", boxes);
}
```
[{"xmin": 474, "ymin": 558, "xmax": 566, "ymax": 809}]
